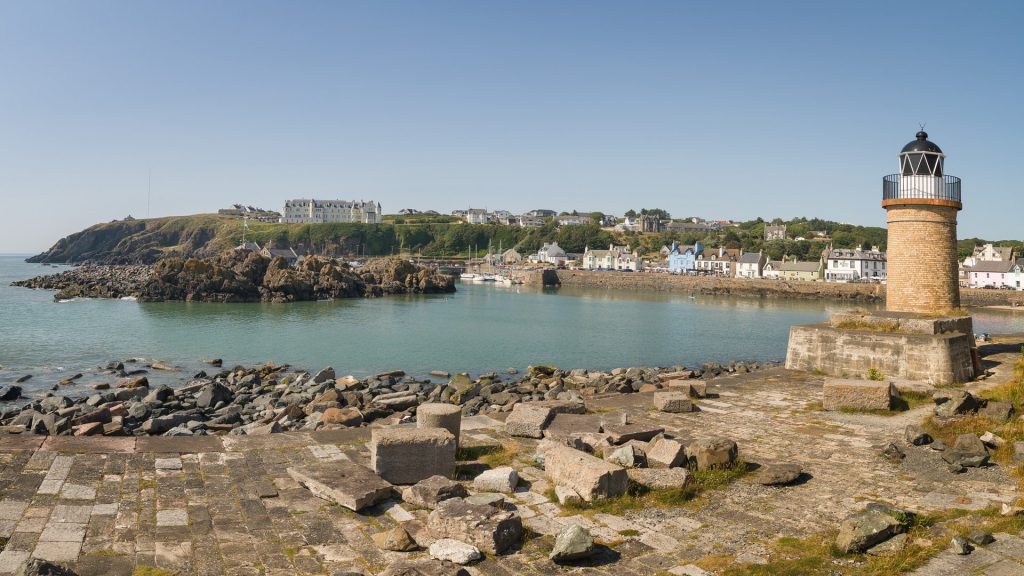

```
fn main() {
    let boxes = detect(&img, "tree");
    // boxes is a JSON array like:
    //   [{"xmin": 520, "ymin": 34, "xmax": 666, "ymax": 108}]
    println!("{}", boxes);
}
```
[{"xmin": 625, "ymin": 209, "xmax": 638, "ymax": 218}]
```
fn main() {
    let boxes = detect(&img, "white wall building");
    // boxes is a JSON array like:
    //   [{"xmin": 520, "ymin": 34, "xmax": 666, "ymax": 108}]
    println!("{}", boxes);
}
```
[
  {"xmin": 464, "ymin": 209, "xmax": 491, "ymax": 224},
  {"xmin": 968, "ymin": 260, "xmax": 1023, "ymax": 289},
  {"xmin": 533, "ymin": 242, "xmax": 567, "ymax": 266},
  {"xmin": 581, "ymin": 244, "xmax": 643, "ymax": 271},
  {"xmin": 825, "ymin": 248, "xmax": 887, "ymax": 282},
  {"xmin": 282, "ymin": 199, "xmax": 381, "ymax": 224},
  {"xmin": 736, "ymin": 252, "xmax": 767, "ymax": 278}
]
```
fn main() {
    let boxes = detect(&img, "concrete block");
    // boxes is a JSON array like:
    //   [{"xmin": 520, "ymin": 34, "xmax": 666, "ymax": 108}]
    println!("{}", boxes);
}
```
[
  {"xmin": 505, "ymin": 404, "xmax": 554, "ymax": 438},
  {"xmin": 371, "ymin": 428, "xmax": 457, "ymax": 485},
  {"xmin": 822, "ymin": 379, "xmax": 895, "ymax": 411},
  {"xmin": 686, "ymin": 437, "xmax": 738, "ymax": 471},
  {"xmin": 653, "ymin": 391, "xmax": 692, "ymax": 413},
  {"xmin": 288, "ymin": 463, "xmax": 393, "ymax": 512},
  {"xmin": 417, "ymin": 403, "xmax": 462, "ymax": 446},
  {"xmin": 472, "ymin": 467, "xmax": 518, "ymax": 493},
  {"xmin": 544, "ymin": 444, "xmax": 628, "ymax": 501},
  {"xmin": 646, "ymin": 437, "xmax": 686, "ymax": 468}
]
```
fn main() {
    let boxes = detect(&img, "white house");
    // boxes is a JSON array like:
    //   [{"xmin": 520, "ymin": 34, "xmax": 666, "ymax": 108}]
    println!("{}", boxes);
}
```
[
  {"xmin": 964, "ymin": 243, "xmax": 1014, "ymax": 267},
  {"xmin": 533, "ymin": 242, "xmax": 567, "ymax": 266},
  {"xmin": 282, "ymin": 199, "xmax": 381, "ymax": 224},
  {"xmin": 735, "ymin": 252, "xmax": 767, "ymax": 278},
  {"xmin": 695, "ymin": 247, "xmax": 740, "ymax": 276},
  {"xmin": 968, "ymin": 260, "xmax": 1017, "ymax": 289},
  {"xmin": 581, "ymin": 244, "xmax": 643, "ymax": 271},
  {"xmin": 825, "ymin": 248, "xmax": 887, "ymax": 282},
  {"xmin": 517, "ymin": 216, "xmax": 545, "ymax": 228},
  {"xmin": 556, "ymin": 215, "xmax": 592, "ymax": 226},
  {"xmin": 464, "ymin": 209, "xmax": 491, "ymax": 224}
]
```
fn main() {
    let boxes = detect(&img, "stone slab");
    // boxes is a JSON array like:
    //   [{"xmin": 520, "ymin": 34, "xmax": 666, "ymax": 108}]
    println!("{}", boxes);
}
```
[
  {"xmin": 543, "ymin": 444, "xmax": 628, "ymax": 501},
  {"xmin": 0, "ymin": 436, "xmax": 45, "ymax": 452},
  {"xmin": 135, "ymin": 436, "xmax": 224, "ymax": 453},
  {"xmin": 288, "ymin": 463, "xmax": 394, "ymax": 512},
  {"xmin": 39, "ymin": 436, "xmax": 136, "ymax": 453},
  {"xmin": 602, "ymin": 423, "xmax": 665, "ymax": 445},
  {"xmin": 504, "ymin": 404, "xmax": 554, "ymax": 438},
  {"xmin": 822, "ymin": 379, "xmax": 894, "ymax": 411}
]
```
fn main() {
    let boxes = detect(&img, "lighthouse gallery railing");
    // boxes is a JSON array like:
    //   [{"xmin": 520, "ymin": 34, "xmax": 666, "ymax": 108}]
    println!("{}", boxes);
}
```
[{"xmin": 883, "ymin": 174, "xmax": 961, "ymax": 203}]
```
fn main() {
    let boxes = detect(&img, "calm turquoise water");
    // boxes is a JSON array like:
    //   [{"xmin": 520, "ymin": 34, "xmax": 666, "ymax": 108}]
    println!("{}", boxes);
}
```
[{"xmin": 3, "ymin": 255, "xmax": 1024, "ymax": 394}]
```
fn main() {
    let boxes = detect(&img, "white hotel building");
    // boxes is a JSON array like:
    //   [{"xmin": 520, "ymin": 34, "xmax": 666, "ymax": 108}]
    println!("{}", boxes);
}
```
[{"xmin": 281, "ymin": 199, "xmax": 382, "ymax": 224}]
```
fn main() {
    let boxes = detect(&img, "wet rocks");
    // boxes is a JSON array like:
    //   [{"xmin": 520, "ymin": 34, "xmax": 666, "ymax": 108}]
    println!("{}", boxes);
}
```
[{"xmin": 0, "ymin": 386, "xmax": 23, "ymax": 400}]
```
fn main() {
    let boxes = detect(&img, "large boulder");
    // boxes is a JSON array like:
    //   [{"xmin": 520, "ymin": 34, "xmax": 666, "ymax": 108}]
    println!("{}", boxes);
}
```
[
  {"xmin": 933, "ymin": 390, "xmax": 979, "ymax": 418},
  {"xmin": 686, "ymin": 437, "xmax": 738, "ymax": 470},
  {"xmin": 197, "ymin": 382, "xmax": 233, "ymax": 409},
  {"xmin": 549, "ymin": 524, "xmax": 595, "ymax": 562},
  {"xmin": 835, "ymin": 508, "xmax": 909, "ymax": 553},
  {"xmin": 505, "ymin": 404, "xmax": 554, "ymax": 438},
  {"xmin": 426, "ymin": 498, "xmax": 522, "ymax": 554},
  {"xmin": 544, "ymin": 444, "xmax": 628, "ymax": 501},
  {"xmin": 941, "ymin": 434, "xmax": 990, "ymax": 468},
  {"xmin": 402, "ymin": 475, "xmax": 468, "ymax": 508}
]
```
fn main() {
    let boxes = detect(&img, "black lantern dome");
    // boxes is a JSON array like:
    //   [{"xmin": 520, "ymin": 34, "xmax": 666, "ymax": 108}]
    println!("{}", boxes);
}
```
[{"xmin": 899, "ymin": 130, "xmax": 944, "ymax": 176}]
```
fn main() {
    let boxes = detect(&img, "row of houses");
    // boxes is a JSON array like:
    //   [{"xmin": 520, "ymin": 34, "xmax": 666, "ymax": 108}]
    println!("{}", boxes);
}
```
[
  {"xmin": 664, "ymin": 243, "xmax": 888, "ymax": 282},
  {"xmin": 962, "ymin": 244, "xmax": 1022, "ymax": 289}
]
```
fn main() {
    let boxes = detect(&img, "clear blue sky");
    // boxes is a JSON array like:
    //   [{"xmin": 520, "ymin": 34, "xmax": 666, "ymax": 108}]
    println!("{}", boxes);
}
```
[{"xmin": 2, "ymin": 1, "xmax": 1021, "ymax": 253}]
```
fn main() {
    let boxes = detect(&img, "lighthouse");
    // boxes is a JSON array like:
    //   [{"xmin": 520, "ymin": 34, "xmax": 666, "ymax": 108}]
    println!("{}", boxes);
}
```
[{"xmin": 882, "ymin": 131, "xmax": 962, "ymax": 314}]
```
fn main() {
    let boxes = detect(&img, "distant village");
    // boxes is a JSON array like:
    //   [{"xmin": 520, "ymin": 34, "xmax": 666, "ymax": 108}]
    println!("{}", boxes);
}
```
[{"xmin": 214, "ymin": 200, "xmax": 1024, "ymax": 291}]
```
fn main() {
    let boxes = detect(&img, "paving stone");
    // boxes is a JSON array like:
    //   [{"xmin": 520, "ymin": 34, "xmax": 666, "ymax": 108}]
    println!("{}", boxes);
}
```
[
  {"xmin": 287, "ymin": 463, "xmax": 394, "ymax": 512},
  {"xmin": 59, "ymin": 484, "xmax": 96, "ymax": 500},
  {"xmin": 50, "ymin": 505, "xmax": 92, "ymax": 524},
  {"xmin": 0, "ymin": 501, "xmax": 29, "ymax": 521},
  {"xmin": 31, "ymin": 541, "xmax": 82, "ymax": 563},
  {"xmin": 39, "ymin": 522, "xmax": 86, "ymax": 543},
  {"xmin": 0, "ymin": 550, "xmax": 30, "ymax": 575},
  {"xmin": 156, "ymin": 509, "xmax": 188, "ymax": 527},
  {"xmin": 155, "ymin": 457, "xmax": 183, "ymax": 471}
]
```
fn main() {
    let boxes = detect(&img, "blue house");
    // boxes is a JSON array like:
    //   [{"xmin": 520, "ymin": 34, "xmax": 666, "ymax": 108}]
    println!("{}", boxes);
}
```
[{"xmin": 667, "ymin": 241, "xmax": 703, "ymax": 274}]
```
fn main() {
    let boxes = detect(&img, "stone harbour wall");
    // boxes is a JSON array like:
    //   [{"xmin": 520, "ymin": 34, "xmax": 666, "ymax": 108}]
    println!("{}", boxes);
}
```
[{"xmin": 529, "ymin": 269, "xmax": 1024, "ymax": 307}]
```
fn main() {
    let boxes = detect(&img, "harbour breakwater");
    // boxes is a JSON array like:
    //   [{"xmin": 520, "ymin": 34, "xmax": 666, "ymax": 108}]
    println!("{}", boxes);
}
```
[
  {"xmin": 12, "ymin": 250, "xmax": 455, "ymax": 303},
  {"xmin": 0, "ymin": 357, "xmax": 775, "ymax": 437},
  {"xmin": 535, "ymin": 269, "xmax": 1024, "ymax": 308}
]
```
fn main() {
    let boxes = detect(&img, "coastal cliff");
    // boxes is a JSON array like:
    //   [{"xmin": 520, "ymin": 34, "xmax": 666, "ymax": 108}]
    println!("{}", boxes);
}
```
[{"xmin": 14, "ymin": 251, "xmax": 455, "ymax": 303}]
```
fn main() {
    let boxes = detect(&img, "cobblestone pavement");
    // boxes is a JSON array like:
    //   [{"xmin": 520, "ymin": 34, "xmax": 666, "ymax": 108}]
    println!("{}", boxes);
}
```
[{"xmin": 0, "ymin": 354, "xmax": 1019, "ymax": 575}]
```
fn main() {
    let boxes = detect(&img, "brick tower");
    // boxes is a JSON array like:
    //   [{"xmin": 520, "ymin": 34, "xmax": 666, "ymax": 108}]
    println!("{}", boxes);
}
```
[{"xmin": 882, "ymin": 131, "xmax": 962, "ymax": 314}]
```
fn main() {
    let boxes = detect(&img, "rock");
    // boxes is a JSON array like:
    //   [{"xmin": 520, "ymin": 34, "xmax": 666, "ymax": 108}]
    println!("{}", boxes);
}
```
[
  {"xmin": 866, "ymin": 533, "xmax": 908, "ymax": 556},
  {"xmin": 686, "ymin": 437, "xmax": 738, "ymax": 470},
  {"xmin": 981, "ymin": 401, "xmax": 1014, "ymax": 423},
  {"xmin": 426, "ymin": 498, "xmax": 522, "ymax": 554},
  {"xmin": 966, "ymin": 528, "xmax": 994, "ymax": 546},
  {"xmin": 447, "ymin": 374, "xmax": 479, "ymax": 404},
  {"xmin": 197, "ymin": 382, "xmax": 233, "ymax": 409},
  {"xmin": 116, "ymin": 376, "xmax": 149, "ymax": 389},
  {"xmin": 151, "ymin": 361, "xmax": 177, "ymax": 371},
  {"xmin": 1001, "ymin": 503, "xmax": 1024, "ymax": 516},
  {"xmin": 1014, "ymin": 441, "xmax": 1024, "ymax": 463},
  {"xmin": 141, "ymin": 413, "xmax": 191, "ymax": 435},
  {"xmin": 757, "ymin": 463, "xmax": 803, "ymax": 486},
  {"xmin": 143, "ymin": 385, "xmax": 173, "ymax": 404},
  {"xmin": 904, "ymin": 425, "xmax": 932, "ymax": 446},
  {"xmin": 933, "ymin": 390, "xmax": 978, "ymax": 418},
  {"xmin": 321, "ymin": 407, "xmax": 363, "ymax": 427},
  {"xmin": 646, "ymin": 437, "xmax": 686, "ymax": 468},
  {"xmin": 554, "ymin": 485, "xmax": 583, "ymax": 505},
  {"xmin": 428, "ymin": 539, "xmax": 481, "ymax": 565},
  {"xmin": 73, "ymin": 422, "xmax": 103, "ymax": 437},
  {"xmin": 22, "ymin": 559, "xmax": 79, "ymax": 576},
  {"xmin": 287, "ymin": 464, "xmax": 393, "ymax": 512},
  {"xmin": 312, "ymin": 367, "xmax": 336, "ymax": 384},
  {"xmin": 371, "ymin": 428, "xmax": 457, "ymax": 485},
  {"xmin": 950, "ymin": 535, "xmax": 973, "ymax": 555},
  {"xmin": 979, "ymin": 431, "xmax": 1006, "ymax": 448},
  {"xmin": 372, "ymin": 525, "xmax": 419, "ymax": 552},
  {"xmin": 941, "ymin": 434, "xmax": 990, "ymax": 468},
  {"xmin": 472, "ymin": 467, "xmax": 518, "ymax": 493},
  {"xmin": 15, "ymin": 375, "xmax": 31, "ymax": 384},
  {"xmin": 430, "ymin": 370, "xmax": 450, "ymax": 378},
  {"xmin": 653, "ymin": 391, "xmax": 692, "ymax": 413},
  {"xmin": 605, "ymin": 444, "xmax": 646, "ymax": 468},
  {"xmin": 626, "ymin": 467, "xmax": 691, "ymax": 490},
  {"xmin": 0, "ymin": 386, "xmax": 22, "ymax": 401},
  {"xmin": 549, "ymin": 524, "xmax": 595, "ymax": 562},
  {"xmin": 247, "ymin": 421, "xmax": 281, "ymax": 435},
  {"xmin": 402, "ymin": 475, "xmax": 468, "ymax": 508},
  {"xmin": 602, "ymin": 423, "xmax": 665, "ymax": 445},
  {"xmin": 835, "ymin": 508, "xmax": 908, "ymax": 553},
  {"xmin": 823, "ymin": 379, "xmax": 894, "ymax": 411},
  {"xmin": 930, "ymin": 439, "xmax": 947, "ymax": 451},
  {"xmin": 504, "ymin": 404, "xmax": 554, "ymax": 438},
  {"xmin": 464, "ymin": 493, "xmax": 505, "ymax": 508},
  {"xmin": 206, "ymin": 358, "xmax": 223, "ymax": 367},
  {"xmin": 543, "ymin": 444, "xmax": 628, "ymax": 501},
  {"xmin": 881, "ymin": 442, "xmax": 905, "ymax": 463}
]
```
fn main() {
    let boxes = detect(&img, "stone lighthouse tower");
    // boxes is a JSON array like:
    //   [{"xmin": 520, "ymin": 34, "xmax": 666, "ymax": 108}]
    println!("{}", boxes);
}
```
[{"xmin": 882, "ymin": 131, "xmax": 962, "ymax": 314}]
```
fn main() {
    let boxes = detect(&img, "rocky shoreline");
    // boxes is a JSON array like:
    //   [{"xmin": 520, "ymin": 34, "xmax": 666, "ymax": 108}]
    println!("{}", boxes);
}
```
[
  {"xmin": 12, "ymin": 250, "xmax": 455, "ymax": 302},
  {"xmin": 0, "ymin": 357, "xmax": 776, "ymax": 437}
]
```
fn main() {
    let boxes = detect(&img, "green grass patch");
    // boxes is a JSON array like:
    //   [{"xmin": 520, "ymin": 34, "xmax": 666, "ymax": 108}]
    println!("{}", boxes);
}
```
[
  {"xmin": 557, "ymin": 461, "xmax": 750, "ymax": 516},
  {"xmin": 133, "ymin": 567, "xmax": 176, "ymax": 576}
]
